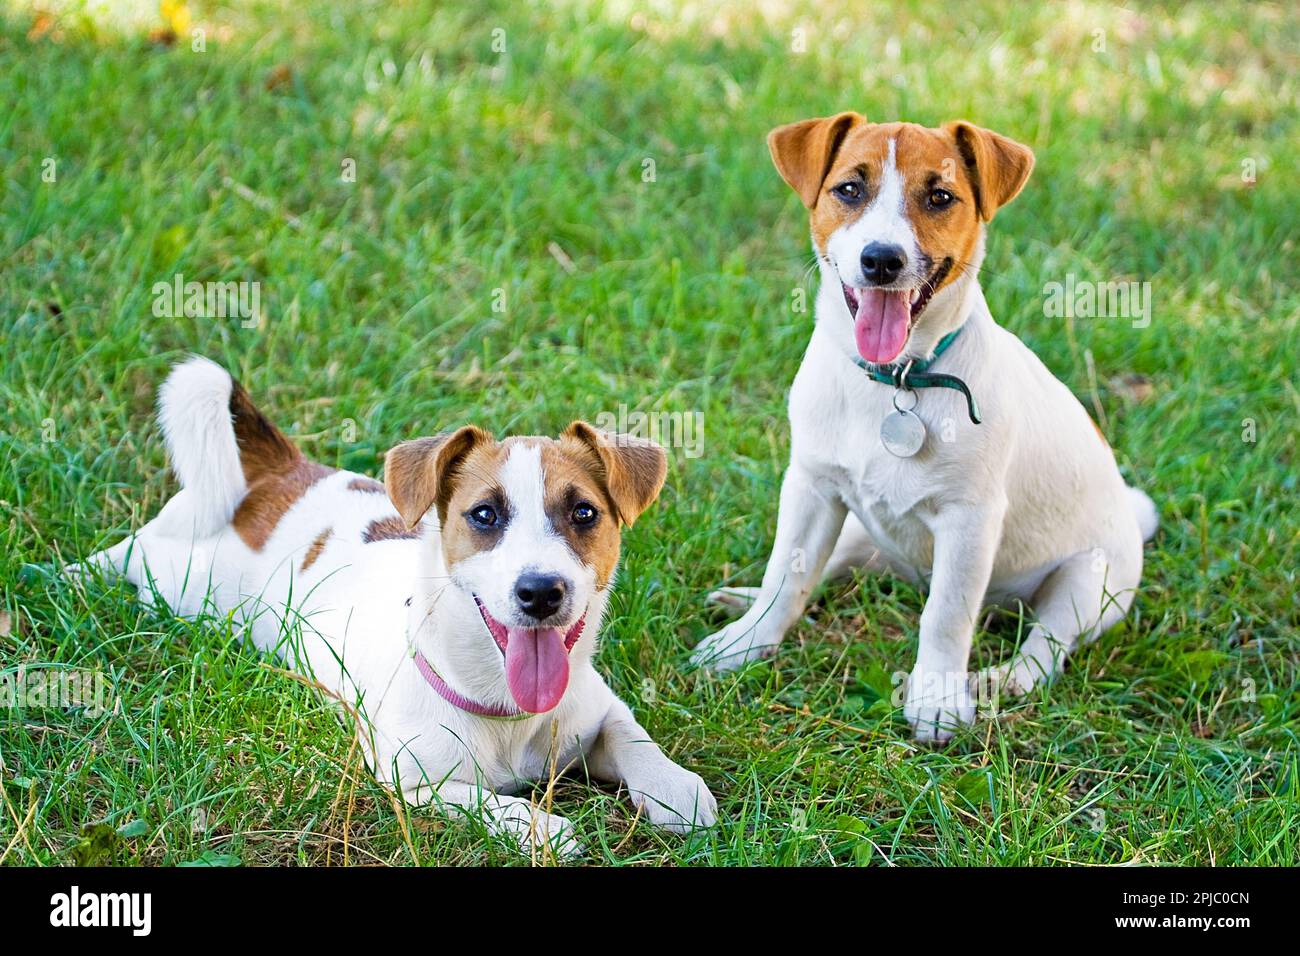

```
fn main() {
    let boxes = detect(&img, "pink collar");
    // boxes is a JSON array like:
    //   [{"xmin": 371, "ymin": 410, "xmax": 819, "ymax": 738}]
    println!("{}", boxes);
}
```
[{"xmin": 412, "ymin": 650, "xmax": 530, "ymax": 721}]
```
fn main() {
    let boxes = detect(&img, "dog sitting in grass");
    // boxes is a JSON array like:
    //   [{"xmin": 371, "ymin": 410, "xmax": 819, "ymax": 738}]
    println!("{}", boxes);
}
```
[
  {"xmin": 77, "ymin": 356, "xmax": 716, "ymax": 855},
  {"xmin": 693, "ymin": 115, "xmax": 1157, "ymax": 740}
]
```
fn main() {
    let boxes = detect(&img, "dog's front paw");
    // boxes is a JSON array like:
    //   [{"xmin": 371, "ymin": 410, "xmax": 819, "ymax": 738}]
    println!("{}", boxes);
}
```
[
  {"xmin": 691, "ymin": 618, "xmax": 781, "ymax": 672},
  {"xmin": 498, "ymin": 805, "xmax": 584, "ymax": 860},
  {"xmin": 627, "ymin": 766, "xmax": 718, "ymax": 833},
  {"xmin": 534, "ymin": 815, "xmax": 585, "ymax": 860},
  {"xmin": 978, "ymin": 659, "xmax": 1041, "ymax": 700},
  {"xmin": 904, "ymin": 666, "xmax": 975, "ymax": 743}
]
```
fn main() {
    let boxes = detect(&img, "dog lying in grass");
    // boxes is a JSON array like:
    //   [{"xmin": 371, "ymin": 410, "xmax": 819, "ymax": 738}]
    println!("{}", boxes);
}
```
[{"xmin": 77, "ymin": 356, "xmax": 716, "ymax": 855}]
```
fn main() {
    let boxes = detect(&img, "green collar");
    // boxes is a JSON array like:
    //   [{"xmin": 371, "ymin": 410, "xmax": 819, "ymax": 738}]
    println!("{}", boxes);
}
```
[{"xmin": 853, "ymin": 327, "xmax": 982, "ymax": 424}]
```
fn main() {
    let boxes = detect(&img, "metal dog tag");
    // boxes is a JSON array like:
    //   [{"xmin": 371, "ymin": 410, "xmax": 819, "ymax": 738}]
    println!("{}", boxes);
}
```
[{"xmin": 881, "ymin": 389, "xmax": 925, "ymax": 458}]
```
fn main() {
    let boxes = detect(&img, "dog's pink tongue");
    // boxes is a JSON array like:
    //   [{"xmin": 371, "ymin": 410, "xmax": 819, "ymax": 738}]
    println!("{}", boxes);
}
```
[
  {"xmin": 504, "ymin": 627, "xmax": 570, "ymax": 713},
  {"xmin": 854, "ymin": 289, "xmax": 911, "ymax": 364}
]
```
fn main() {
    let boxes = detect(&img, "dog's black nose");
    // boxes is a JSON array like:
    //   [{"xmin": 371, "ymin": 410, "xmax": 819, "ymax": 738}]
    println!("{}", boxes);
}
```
[
  {"xmin": 515, "ymin": 572, "xmax": 567, "ymax": 620},
  {"xmin": 860, "ymin": 242, "xmax": 907, "ymax": 285}
]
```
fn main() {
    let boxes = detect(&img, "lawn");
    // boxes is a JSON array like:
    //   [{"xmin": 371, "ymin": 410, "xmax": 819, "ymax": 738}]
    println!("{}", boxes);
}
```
[{"xmin": 1, "ymin": 0, "xmax": 1297, "ymax": 866}]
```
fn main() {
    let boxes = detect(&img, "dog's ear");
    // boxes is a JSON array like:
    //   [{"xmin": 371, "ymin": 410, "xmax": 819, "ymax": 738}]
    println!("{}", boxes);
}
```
[
  {"xmin": 384, "ymin": 425, "xmax": 492, "ymax": 529},
  {"xmin": 943, "ymin": 121, "xmax": 1034, "ymax": 221},
  {"xmin": 561, "ymin": 421, "xmax": 667, "ymax": 528},
  {"xmin": 768, "ymin": 112, "xmax": 865, "ymax": 209}
]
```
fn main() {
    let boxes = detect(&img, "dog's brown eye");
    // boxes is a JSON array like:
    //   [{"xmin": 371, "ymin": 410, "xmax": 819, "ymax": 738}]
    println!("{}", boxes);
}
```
[
  {"xmin": 468, "ymin": 505, "xmax": 497, "ymax": 528},
  {"xmin": 928, "ymin": 188, "xmax": 955, "ymax": 209},
  {"xmin": 832, "ymin": 181, "xmax": 862, "ymax": 202},
  {"xmin": 572, "ymin": 503, "xmax": 597, "ymax": 526}
]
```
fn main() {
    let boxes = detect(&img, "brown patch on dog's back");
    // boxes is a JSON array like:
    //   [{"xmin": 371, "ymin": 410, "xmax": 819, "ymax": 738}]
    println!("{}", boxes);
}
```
[
  {"xmin": 363, "ymin": 515, "xmax": 421, "ymax": 543},
  {"xmin": 229, "ymin": 381, "xmax": 300, "ymax": 485},
  {"xmin": 301, "ymin": 527, "xmax": 332, "ymax": 571},
  {"xmin": 348, "ymin": 476, "xmax": 386, "ymax": 494},
  {"xmin": 234, "ymin": 458, "xmax": 334, "ymax": 550},
  {"xmin": 228, "ymin": 381, "xmax": 335, "ymax": 550}
]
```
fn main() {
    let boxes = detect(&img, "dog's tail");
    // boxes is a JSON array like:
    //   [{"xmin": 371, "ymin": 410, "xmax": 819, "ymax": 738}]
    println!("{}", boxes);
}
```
[
  {"xmin": 157, "ymin": 355, "xmax": 298, "ymax": 536},
  {"xmin": 1126, "ymin": 485, "xmax": 1159, "ymax": 543}
]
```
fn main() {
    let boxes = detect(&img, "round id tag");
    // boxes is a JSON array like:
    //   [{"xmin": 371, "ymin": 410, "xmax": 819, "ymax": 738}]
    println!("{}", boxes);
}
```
[{"xmin": 881, "ymin": 387, "xmax": 926, "ymax": 458}]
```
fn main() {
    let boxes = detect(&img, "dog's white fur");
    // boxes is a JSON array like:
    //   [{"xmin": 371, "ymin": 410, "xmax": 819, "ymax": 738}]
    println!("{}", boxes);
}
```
[
  {"xmin": 694, "ymin": 134, "xmax": 1157, "ymax": 741},
  {"xmin": 82, "ymin": 357, "xmax": 716, "ymax": 855}
]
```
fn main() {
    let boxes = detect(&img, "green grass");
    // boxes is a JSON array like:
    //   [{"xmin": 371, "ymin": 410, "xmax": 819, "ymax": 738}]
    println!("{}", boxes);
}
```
[{"xmin": 2, "ymin": 0, "xmax": 1297, "ymax": 866}]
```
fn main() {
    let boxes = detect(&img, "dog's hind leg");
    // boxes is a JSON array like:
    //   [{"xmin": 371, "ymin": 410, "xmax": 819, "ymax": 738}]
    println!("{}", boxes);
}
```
[
  {"xmin": 709, "ymin": 514, "xmax": 912, "ymax": 615},
  {"xmin": 66, "ymin": 531, "xmax": 141, "ymax": 584},
  {"xmin": 706, "ymin": 586, "xmax": 762, "ymax": 611},
  {"xmin": 982, "ymin": 545, "xmax": 1141, "ymax": 698},
  {"xmin": 707, "ymin": 513, "xmax": 872, "ymax": 611},
  {"xmin": 821, "ymin": 513, "xmax": 915, "ymax": 582}
]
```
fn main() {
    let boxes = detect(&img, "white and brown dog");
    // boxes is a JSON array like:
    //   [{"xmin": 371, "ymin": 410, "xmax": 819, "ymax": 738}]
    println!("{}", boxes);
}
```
[
  {"xmin": 693, "ymin": 115, "xmax": 1157, "ymax": 740},
  {"xmin": 80, "ymin": 357, "xmax": 716, "ymax": 854}
]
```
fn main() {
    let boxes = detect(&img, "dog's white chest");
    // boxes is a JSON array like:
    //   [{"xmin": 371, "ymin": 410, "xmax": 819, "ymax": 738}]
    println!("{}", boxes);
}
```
[
  {"xmin": 841, "ymin": 457, "xmax": 936, "ymax": 572},
  {"xmin": 789, "ymin": 333, "xmax": 941, "ymax": 569},
  {"xmin": 473, "ymin": 710, "xmax": 602, "ymax": 793}
]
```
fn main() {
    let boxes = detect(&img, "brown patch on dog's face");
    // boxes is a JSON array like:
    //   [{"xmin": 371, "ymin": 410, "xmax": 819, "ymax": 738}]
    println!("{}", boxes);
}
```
[
  {"xmin": 812, "ymin": 124, "xmax": 982, "ymax": 299},
  {"xmin": 770, "ymin": 115, "xmax": 1033, "ymax": 302},
  {"xmin": 384, "ymin": 426, "xmax": 493, "ymax": 531},
  {"xmin": 433, "ymin": 431, "xmax": 632, "ymax": 588},
  {"xmin": 437, "ymin": 438, "xmax": 510, "ymax": 569},
  {"xmin": 559, "ymin": 422, "xmax": 668, "ymax": 528},
  {"xmin": 942, "ymin": 121, "xmax": 1036, "ymax": 223},
  {"xmin": 540, "ymin": 439, "xmax": 623, "ymax": 588},
  {"xmin": 397, "ymin": 426, "xmax": 665, "ymax": 592}
]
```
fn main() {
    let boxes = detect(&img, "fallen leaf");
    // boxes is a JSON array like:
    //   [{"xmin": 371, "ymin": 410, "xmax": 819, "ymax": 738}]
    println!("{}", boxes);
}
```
[
  {"xmin": 28, "ymin": 12, "xmax": 55, "ymax": 41},
  {"xmin": 1110, "ymin": 373, "xmax": 1154, "ymax": 403},
  {"xmin": 265, "ymin": 64, "xmax": 293, "ymax": 91}
]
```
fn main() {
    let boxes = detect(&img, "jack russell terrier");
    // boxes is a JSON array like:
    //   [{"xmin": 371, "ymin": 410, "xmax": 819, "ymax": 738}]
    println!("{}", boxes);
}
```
[
  {"xmin": 79, "ymin": 357, "xmax": 716, "ymax": 854},
  {"xmin": 693, "ymin": 115, "xmax": 1157, "ymax": 741}
]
